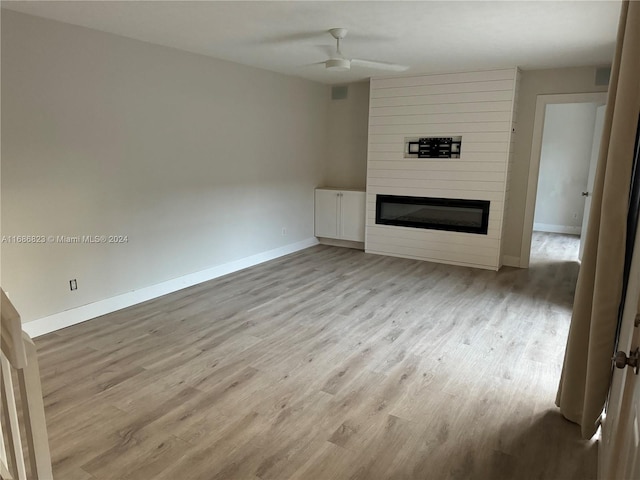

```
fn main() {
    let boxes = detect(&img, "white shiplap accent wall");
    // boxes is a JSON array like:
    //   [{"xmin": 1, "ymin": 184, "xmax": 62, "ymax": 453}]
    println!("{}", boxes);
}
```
[{"xmin": 365, "ymin": 68, "xmax": 520, "ymax": 270}]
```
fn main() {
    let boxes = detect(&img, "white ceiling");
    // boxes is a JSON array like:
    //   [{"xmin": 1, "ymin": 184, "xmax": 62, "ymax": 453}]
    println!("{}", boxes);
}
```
[{"xmin": 1, "ymin": 1, "xmax": 622, "ymax": 85}]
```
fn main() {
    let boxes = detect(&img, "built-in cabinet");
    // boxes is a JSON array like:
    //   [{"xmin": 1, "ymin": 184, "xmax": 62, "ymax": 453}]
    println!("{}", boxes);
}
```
[{"xmin": 315, "ymin": 188, "xmax": 366, "ymax": 242}]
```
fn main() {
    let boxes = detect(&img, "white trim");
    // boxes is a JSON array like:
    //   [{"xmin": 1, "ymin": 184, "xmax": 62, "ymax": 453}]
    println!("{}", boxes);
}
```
[
  {"xmin": 533, "ymin": 223, "xmax": 582, "ymax": 235},
  {"xmin": 317, "ymin": 238, "xmax": 364, "ymax": 250},
  {"xmin": 520, "ymin": 92, "xmax": 608, "ymax": 268},
  {"xmin": 502, "ymin": 255, "xmax": 522, "ymax": 268},
  {"xmin": 365, "ymin": 249, "xmax": 499, "ymax": 271},
  {"xmin": 22, "ymin": 238, "xmax": 319, "ymax": 338}
]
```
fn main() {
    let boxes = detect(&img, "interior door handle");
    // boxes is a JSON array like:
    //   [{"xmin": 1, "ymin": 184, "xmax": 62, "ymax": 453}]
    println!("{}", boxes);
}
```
[{"xmin": 613, "ymin": 347, "xmax": 640, "ymax": 374}]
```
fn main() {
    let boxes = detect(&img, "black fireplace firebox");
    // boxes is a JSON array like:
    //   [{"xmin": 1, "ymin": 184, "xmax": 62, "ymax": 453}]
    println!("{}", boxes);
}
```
[{"xmin": 376, "ymin": 195, "xmax": 490, "ymax": 235}]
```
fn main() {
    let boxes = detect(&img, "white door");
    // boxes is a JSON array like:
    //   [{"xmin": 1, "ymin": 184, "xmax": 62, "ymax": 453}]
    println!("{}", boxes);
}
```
[
  {"xmin": 315, "ymin": 190, "xmax": 340, "ymax": 238},
  {"xmin": 613, "ymin": 337, "xmax": 640, "ymax": 479},
  {"xmin": 340, "ymin": 191, "xmax": 366, "ymax": 242},
  {"xmin": 599, "ymin": 207, "xmax": 640, "ymax": 478},
  {"xmin": 580, "ymin": 105, "xmax": 606, "ymax": 260}
]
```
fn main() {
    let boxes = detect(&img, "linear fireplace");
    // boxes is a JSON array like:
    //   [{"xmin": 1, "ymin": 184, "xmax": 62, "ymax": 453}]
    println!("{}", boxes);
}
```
[{"xmin": 376, "ymin": 195, "xmax": 490, "ymax": 235}]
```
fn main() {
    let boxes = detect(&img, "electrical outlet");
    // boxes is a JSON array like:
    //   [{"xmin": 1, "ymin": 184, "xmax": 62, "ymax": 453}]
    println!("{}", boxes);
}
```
[
  {"xmin": 69, "ymin": 279, "xmax": 77, "ymax": 291},
  {"xmin": 282, "ymin": 228, "xmax": 287, "ymax": 236}
]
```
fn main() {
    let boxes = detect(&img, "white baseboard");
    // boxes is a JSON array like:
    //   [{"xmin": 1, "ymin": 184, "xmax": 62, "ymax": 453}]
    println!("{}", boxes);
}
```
[
  {"xmin": 23, "ymin": 238, "xmax": 319, "ymax": 338},
  {"xmin": 533, "ymin": 223, "xmax": 582, "ymax": 235},
  {"xmin": 365, "ymin": 249, "xmax": 499, "ymax": 271},
  {"xmin": 502, "ymin": 255, "xmax": 522, "ymax": 268},
  {"xmin": 317, "ymin": 237, "xmax": 364, "ymax": 250}
]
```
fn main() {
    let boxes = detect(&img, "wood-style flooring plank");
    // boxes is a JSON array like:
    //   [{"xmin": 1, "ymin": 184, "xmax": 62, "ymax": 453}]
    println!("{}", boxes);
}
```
[{"xmin": 34, "ymin": 232, "xmax": 596, "ymax": 479}]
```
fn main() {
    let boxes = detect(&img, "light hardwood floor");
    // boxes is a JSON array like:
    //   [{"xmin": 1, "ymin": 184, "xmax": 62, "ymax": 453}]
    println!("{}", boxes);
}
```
[{"xmin": 34, "ymin": 232, "xmax": 595, "ymax": 479}]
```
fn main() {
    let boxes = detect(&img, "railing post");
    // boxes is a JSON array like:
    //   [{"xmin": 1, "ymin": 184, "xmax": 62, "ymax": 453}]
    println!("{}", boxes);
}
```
[
  {"xmin": 1, "ymin": 354, "xmax": 27, "ymax": 480},
  {"xmin": 1, "ymin": 289, "xmax": 53, "ymax": 479},
  {"xmin": 17, "ymin": 334, "xmax": 53, "ymax": 480}
]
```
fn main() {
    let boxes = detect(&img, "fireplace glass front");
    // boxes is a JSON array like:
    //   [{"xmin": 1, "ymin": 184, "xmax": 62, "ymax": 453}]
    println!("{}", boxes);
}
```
[{"xmin": 376, "ymin": 195, "xmax": 490, "ymax": 235}]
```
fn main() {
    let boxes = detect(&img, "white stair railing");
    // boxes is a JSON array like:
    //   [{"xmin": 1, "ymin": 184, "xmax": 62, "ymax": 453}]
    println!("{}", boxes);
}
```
[{"xmin": 1, "ymin": 289, "xmax": 53, "ymax": 480}]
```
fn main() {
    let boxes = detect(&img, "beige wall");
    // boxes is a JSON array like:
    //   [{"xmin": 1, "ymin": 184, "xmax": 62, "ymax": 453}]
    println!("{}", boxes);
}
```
[
  {"xmin": 1, "ymin": 10, "xmax": 329, "ymax": 322},
  {"xmin": 503, "ymin": 66, "xmax": 609, "ymax": 260},
  {"xmin": 324, "ymin": 82, "xmax": 370, "ymax": 189}
]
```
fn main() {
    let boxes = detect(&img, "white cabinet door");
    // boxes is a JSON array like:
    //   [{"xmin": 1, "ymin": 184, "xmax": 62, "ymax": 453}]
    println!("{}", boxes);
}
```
[
  {"xmin": 315, "ymin": 190, "xmax": 340, "ymax": 238},
  {"xmin": 340, "ymin": 191, "xmax": 366, "ymax": 242}
]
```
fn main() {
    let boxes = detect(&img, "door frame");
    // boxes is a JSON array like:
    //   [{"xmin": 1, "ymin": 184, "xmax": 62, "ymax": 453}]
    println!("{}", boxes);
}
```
[{"xmin": 520, "ymin": 92, "xmax": 608, "ymax": 268}]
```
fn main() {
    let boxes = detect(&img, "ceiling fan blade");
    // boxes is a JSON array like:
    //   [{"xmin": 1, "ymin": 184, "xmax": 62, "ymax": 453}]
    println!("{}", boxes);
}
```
[
  {"xmin": 254, "ymin": 31, "xmax": 328, "ymax": 45},
  {"xmin": 350, "ymin": 58, "xmax": 409, "ymax": 72},
  {"xmin": 301, "ymin": 61, "xmax": 328, "ymax": 67}
]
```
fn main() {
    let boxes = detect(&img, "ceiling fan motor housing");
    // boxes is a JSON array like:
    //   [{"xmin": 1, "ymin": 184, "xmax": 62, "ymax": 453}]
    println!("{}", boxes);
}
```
[{"xmin": 326, "ymin": 58, "xmax": 351, "ymax": 71}]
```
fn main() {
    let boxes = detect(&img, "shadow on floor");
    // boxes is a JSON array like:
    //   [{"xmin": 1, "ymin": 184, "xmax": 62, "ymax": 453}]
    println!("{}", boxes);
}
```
[{"xmin": 412, "ymin": 409, "xmax": 598, "ymax": 480}]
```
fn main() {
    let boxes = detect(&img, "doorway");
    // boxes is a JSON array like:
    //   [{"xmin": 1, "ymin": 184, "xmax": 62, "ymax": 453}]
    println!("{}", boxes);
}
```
[{"xmin": 521, "ymin": 92, "xmax": 608, "ymax": 267}]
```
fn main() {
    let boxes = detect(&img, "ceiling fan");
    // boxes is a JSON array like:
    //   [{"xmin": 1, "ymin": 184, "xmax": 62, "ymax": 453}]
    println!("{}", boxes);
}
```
[{"xmin": 315, "ymin": 28, "xmax": 409, "ymax": 72}]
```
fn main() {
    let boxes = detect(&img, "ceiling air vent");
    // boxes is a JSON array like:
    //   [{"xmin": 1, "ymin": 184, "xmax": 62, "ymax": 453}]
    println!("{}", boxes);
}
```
[
  {"xmin": 595, "ymin": 67, "xmax": 611, "ymax": 86},
  {"xmin": 331, "ymin": 86, "xmax": 348, "ymax": 100}
]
